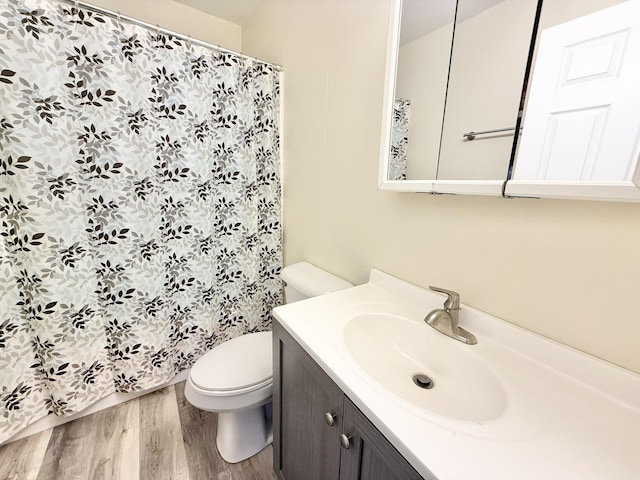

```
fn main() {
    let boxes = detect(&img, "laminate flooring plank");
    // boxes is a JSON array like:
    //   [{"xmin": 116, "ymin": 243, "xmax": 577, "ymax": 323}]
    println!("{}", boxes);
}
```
[
  {"xmin": 0, "ymin": 428, "xmax": 53, "ymax": 480},
  {"xmin": 139, "ymin": 385, "xmax": 190, "ymax": 480},
  {"xmin": 174, "ymin": 381, "xmax": 277, "ymax": 480},
  {"xmin": 36, "ymin": 396, "xmax": 140, "ymax": 480},
  {"xmin": 174, "ymin": 381, "xmax": 224, "ymax": 479},
  {"xmin": 219, "ymin": 446, "xmax": 277, "ymax": 480},
  {"xmin": 95, "ymin": 395, "xmax": 140, "ymax": 480},
  {"xmin": 3, "ymin": 381, "xmax": 276, "ymax": 480}
]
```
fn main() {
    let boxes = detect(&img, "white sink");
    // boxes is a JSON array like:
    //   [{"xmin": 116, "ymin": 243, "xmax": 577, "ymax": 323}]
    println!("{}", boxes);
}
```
[
  {"xmin": 274, "ymin": 269, "xmax": 640, "ymax": 479},
  {"xmin": 343, "ymin": 313, "xmax": 507, "ymax": 422}
]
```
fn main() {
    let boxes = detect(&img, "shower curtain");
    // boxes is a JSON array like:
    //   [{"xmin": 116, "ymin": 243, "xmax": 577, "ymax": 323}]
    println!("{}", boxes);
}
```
[
  {"xmin": 389, "ymin": 98, "xmax": 410, "ymax": 180},
  {"xmin": 0, "ymin": 0, "xmax": 282, "ymax": 442}
]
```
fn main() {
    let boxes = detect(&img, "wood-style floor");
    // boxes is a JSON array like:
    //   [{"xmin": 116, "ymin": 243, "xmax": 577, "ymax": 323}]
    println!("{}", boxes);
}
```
[{"xmin": 0, "ymin": 382, "xmax": 277, "ymax": 480}]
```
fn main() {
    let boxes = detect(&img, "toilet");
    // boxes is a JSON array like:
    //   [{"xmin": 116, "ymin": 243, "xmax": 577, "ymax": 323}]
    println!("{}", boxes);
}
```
[{"xmin": 184, "ymin": 262, "xmax": 353, "ymax": 463}]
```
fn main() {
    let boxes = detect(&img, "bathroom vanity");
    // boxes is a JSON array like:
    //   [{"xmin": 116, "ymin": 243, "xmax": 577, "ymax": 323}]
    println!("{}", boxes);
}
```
[{"xmin": 272, "ymin": 270, "xmax": 640, "ymax": 480}]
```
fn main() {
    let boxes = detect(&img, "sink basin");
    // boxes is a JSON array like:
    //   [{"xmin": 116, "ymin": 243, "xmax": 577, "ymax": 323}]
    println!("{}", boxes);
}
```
[{"xmin": 343, "ymin": 313, "xmax": 507, "ymax": 422}]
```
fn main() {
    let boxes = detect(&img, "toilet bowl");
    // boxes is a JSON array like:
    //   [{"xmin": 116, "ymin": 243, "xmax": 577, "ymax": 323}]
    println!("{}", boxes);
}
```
[
  {"xmin": 185, "ymin": 331, "xmax": 273, "ymax": 463},
  {"xmin": 184, "ymin": 262, "xmax": 353, "ymax": 463}
]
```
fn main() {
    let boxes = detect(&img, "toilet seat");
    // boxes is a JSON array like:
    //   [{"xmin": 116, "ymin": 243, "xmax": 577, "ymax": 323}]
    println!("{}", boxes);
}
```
[
  {"xmin": 188, "ymin": 376, "xmax": 272, "ymax": 397},
  {"xmin": 189, "ymin": 331, "xmax": 273, "ymax": 396}
]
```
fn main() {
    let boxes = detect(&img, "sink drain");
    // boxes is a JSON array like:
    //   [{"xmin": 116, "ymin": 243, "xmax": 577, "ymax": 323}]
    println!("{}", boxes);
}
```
[{"xmin": 412, "ymin": 373, "xmax": 434, "ymax": 390}]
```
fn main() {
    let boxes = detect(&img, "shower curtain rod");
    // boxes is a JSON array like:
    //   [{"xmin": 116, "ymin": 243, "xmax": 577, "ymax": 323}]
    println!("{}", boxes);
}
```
[{"xmin": 60, "ymin": 0, "xmax": 284, "ymax": 72}]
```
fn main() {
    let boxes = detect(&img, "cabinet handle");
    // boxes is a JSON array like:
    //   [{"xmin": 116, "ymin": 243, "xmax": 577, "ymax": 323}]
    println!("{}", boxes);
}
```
[
  {"xmin": 340, "ymin": 433, "xmax": 351, "ymax": 450},
  {"xmin": 324, "ymin": 412, "xmax": 336, "ymax": 426}
]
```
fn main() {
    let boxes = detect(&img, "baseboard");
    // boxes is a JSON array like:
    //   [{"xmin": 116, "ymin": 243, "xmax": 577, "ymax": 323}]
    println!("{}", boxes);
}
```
[{"xmin": 3, "ymin": 369, "xmax": 190, "ymax": 445}]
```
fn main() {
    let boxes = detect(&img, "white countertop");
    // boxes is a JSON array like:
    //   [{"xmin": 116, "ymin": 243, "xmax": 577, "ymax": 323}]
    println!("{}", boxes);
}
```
[{"xmin": 272, "ymin": 269, "xmax": 640, "ymax": 480}]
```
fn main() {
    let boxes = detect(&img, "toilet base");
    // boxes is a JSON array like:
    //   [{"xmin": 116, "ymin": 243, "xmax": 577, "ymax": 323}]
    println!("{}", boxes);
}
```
[{"xmin": 216, "ymin": 405, "xmax": 273, "ymax": 463}]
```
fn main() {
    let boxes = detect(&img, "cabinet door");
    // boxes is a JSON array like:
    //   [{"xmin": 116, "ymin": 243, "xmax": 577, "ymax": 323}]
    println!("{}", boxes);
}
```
[
  {"xmin": 273, "ymin": 321, "xmax": 344, "ymax": 480},
  {"xmin": 339, "ymin": 398, "xmax": 427, "ymax": 480}
]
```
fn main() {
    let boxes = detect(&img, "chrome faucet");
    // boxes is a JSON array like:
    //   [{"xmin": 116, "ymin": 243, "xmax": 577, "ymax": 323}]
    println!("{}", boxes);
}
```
[{"xmin": 424, "ymin": 286, "xmax": 477, "ymax": 345}]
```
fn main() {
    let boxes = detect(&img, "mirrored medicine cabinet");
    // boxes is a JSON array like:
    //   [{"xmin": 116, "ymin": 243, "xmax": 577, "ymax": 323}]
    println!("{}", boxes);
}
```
[{"xmin": 379, "ymin": 0, "xmax": 640, "ymax": 202}]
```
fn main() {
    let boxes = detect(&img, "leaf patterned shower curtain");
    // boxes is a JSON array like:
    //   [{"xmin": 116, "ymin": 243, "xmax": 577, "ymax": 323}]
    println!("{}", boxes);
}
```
[
  {"xmin": 389, "ymin": 98, "xmax": 410, "ymax": 180},
  {"xmin": 0, "ymin": 0, "xmax": 282, "ymax": 442}
]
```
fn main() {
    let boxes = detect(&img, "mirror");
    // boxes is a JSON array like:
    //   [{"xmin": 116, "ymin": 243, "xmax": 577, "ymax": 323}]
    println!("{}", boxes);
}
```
[
  {"xmin": 380, "ymin": 0, "xmax": 539, "ymax": 194},
  {"xmin": 437, "ymin": 0, "xmax": 539, "ymax": 181},
  {"xmin": 380, "ymin": 0, "xmax": 640, "ymax": 201},
  {"xmin": 507, "ymin": 0, "xmax": 640, "ymax": 202},
  {"xmin": 389, "ymin": 0, "xmax": 456, "ymax": 181}
]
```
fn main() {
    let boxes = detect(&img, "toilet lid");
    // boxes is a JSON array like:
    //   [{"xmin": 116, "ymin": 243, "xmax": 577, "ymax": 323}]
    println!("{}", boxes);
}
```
[{"xmin": 190, "ymin": 331, "xmax": 273, "ymax": 392}]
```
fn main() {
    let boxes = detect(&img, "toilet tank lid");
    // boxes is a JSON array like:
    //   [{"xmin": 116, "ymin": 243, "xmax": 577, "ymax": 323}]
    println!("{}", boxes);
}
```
[{"xmin": 280, "ymin": 262, "xmax": 353, "ymax": 297}]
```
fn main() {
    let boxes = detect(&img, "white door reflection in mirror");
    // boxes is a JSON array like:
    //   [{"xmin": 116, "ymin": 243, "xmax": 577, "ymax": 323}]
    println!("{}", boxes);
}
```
[{"xmin": 514, "ymin": 0, "xmax": 640, "ymax": 190}]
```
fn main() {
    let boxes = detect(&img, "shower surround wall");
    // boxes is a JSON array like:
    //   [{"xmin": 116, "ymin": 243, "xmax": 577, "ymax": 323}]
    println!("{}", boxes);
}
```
[{"xmin": 0, "ymin": 0, "xmax": 282, "ymax": 442}]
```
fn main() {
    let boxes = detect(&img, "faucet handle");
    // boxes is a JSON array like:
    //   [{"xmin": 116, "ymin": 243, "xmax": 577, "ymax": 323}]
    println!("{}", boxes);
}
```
[{"xmin": 429, "ymin": 286, "xmax": 460, "ymax": 310}]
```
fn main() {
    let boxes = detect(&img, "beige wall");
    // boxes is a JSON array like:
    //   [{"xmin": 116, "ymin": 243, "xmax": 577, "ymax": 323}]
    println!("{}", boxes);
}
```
[
  {"xmin": 85, "ymin": 0, "xmax": 242, "ymax": 51},
  {"xmin": 244, "ymin": 0, "xmax": 640, "ymax": 374}
]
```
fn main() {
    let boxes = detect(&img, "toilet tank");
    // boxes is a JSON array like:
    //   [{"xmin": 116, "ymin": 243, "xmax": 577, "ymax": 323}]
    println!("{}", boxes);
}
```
[{"xmin": 280, "ymin": 262, "xmax": 353, "ymax": 304}]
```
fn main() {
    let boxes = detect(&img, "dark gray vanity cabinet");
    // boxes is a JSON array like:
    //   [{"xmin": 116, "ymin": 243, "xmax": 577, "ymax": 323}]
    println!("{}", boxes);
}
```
[
  {"xmin": 338, "ymin": 398, "xmax": 426, "ymax": 480},
  {"xmin": 273, "ymin": 320, "xmax": 426, "ymax": 480},
  {"xmin": 273, "ymin": 320, "xmax": 343, "ymax": 480}
]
